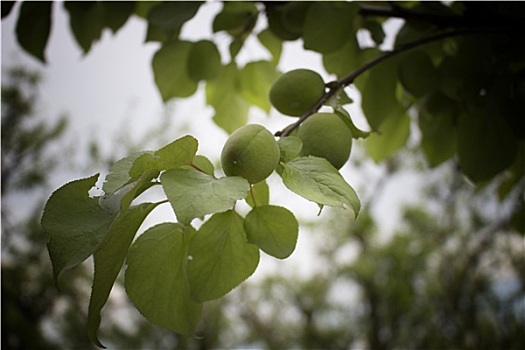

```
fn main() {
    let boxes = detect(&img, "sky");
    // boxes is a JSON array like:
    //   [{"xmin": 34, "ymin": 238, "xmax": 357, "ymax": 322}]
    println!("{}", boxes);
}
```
[{"xmin": 1, "ymin": 2, "xmax": 419, "ymax": 277}]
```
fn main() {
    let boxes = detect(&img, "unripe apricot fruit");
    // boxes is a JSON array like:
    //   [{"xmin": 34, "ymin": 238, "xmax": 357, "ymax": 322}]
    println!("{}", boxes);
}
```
[
  {"xmin": 221, "ymin": 124, "xmax": 280, "ymax": 184},
  {"xmin": 297, "ymin": 112, "xmax": 352, "ymax": 169},
  {"xmin": 269, "ymin": 69, "xmax": 325, "ymax": 117}
]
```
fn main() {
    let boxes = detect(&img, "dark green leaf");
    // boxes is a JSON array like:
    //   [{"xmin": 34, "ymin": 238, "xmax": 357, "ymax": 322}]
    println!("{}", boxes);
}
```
[
  {"xmin": 398, "ymin": 50, "xmax": 437, "ymax": 97},
  {"xmin": 102, "ymin": 2, "xmax": 134, "ymax": 33},
  {"xmin": 280, "ymin": 156, "xmax": 360, "ymax": 217},
  {"xmin": 15, "ymin": 1, "xmax": 52, "ymax": 62},
  {"xmin": 125, "ymin": 223, "xmax": 203, "ymax": 336},
  {"xmin": 303, "ymin": 2, "xmax": 357, "ymax": 53},
  {"xmin": 41, "ymin": 174, "xmax": 117, "ymax": 286},
  {"xmin": 419, "ymin": 111, "xmax": 457, "ymax": 167},
  {"xmin": 87, "ymin": 202, "xmax": 158, "ymax": 348},
  {"xmin": 147, "ymin": 1, "xmax": 201, "ymax": 38},
  {"xmin": 244, "ymin": 205, "xmax": 298, "ymax": 259},
  {"xmin": 152, "ymin": 41, "xmax": 198, "ymax": 101},
  {"xmin": 212, "ymin": 2, "xmax": 258, "ymax": 37},
  {"xmin": 187, "ymin": 210, "xmax": 260, "ymax": 302},
  {"xmin": 188, "ymin": 40, "xmax": 222, "ymax": 82},
  {"xmin": 323, "ymin": 36, "xmax": 361, "ymax": 78},
  {"xmin": 161, "ymin": 168, "xmax": 250, "ymax": 225},
  {"xmin": 64, "ymin": 2, "xmax": 106, "ymax": 53}
]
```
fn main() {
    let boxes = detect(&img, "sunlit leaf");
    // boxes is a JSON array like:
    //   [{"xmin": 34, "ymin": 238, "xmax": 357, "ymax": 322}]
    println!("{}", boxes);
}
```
[
  {"xmin": 244, "ymin": 205, "xmax": 298, "ymax": 259},
  {"xmin": 187, "ymin": 210, "xmax": 260, "ymax": 302},
  {"xmin": 206, "ymin": 63, "xmax": 250, "ymax": 133},
  {"xmin": 125, "ymin": 223, "xmax": 203, "ymax": 336},
  {"xmin": 257, "ymin": 29, "xmax": 282, "ymax": 65},
  {"xmin": 15, "ymin": 1, "xmax": 52, "ymax": 62},
  {"xmin": 365, "ymin": 111, "xmax": 410, "ymax": 162},
  {"xmin": 161, "ymin": 168, "xmax": 250, "ymax": 225},
  {"xmin": 280, "ymin": 156, "xmax": 360, "ymax": 217},
  {"xmin": 238, "ymin": 60, "xmax": 280, "ymax": 113}
]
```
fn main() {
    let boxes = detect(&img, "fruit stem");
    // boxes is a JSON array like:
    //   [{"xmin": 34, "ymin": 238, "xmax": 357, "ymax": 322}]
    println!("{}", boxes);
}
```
[{"xmin": 278, "ymin": 26, "xmax": 511, "ymax": 138}]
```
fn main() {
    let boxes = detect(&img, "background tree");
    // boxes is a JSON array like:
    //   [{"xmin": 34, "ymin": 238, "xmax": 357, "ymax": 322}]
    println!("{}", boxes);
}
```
[{"xmin": 3, "ymin": 1, "xmax": 524, "ymax": 348}]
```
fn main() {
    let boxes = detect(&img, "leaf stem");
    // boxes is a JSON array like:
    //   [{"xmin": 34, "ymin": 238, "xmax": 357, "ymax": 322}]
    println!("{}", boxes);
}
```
[{"xmin": 278, "ymin": 26, "xmax": 512, "ymax": 137}]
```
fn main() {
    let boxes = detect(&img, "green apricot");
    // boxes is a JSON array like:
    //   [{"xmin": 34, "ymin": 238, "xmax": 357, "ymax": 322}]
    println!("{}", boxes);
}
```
[
  {"xmin": 269, "ymin": 69, "xmax": 325, "ymax": 117},
  {"xmin": 221, "ymin": 124, "xmax": 280, "ymax": 184},
  {"xmin": 297, "ymin": 112, "xmax": 352, "ymax": 169}
]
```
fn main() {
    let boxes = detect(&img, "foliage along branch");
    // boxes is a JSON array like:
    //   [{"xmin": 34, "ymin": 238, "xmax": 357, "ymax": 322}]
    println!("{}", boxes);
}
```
[{"xmin": 278, "ymin": 26, "xmax": 511, "ymax": 138}]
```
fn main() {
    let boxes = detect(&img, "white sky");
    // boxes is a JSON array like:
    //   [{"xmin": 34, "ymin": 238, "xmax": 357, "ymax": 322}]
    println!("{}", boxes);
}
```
[{"xmin": 1, "ymin": 3, "xmax": 420, "ymax": 277}]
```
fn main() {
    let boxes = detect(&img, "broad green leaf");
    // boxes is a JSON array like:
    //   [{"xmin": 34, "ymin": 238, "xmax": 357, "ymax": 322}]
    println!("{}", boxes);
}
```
[
  {"xmin": 365, "ymin": 111, "xmax": 410, "ymax": 162},
  {"xmin": 361, "ymin": 56, "xmax": 401, "ymax": 130},
  {"xmin": 188, "ymin": 40, "xmax": 222, "ymax": 82},
  {"xmin": 266, "ymin": 5, "xmax": 300, "ymax": 41},
  {"xmin": 419, "ymin": 111, "xmax": 457, "ymax": 167},
  {"xmin": 458, "ymin": 109, "xmax": 518, "ymax": 183},
  {"xmin": 278, "ymin": 136, "xmax": 303, "ymax": 162},
  {"xmin": 103, "ymin": 152, "xmax": 148, "ymax": 195},
  {"xmin": 187, "ymin": 210, "xmax": 260, "ymax": 302},
  {"xmin": 212, "ymin": 2, "xmax": 258, "ymax": 37},
  {"xmin": 161, "ymin": 168, "xmax": 250, "ymax": 225},
  {"xmin": 303, "ymin": 2, "xmax": 357, "ymax": 54},
  {"xmin": 398, "ymin": 50, "xmax": 437, "ymax": 97},
  {"xmin": 192, "ymin": 155, "xmax": 215, "ymax": 176},
  {"xmin": 15, "ymin": 1, "xmax": 52, "ymax": 62},
  {"xmin": 245, "ymin": 181, "xmax": 270, "ymax": 208},
  {"xmin": 257, "ymin": 29, "xmax": 282, "ymax": 65},
  {"xmin": 244, "ymin": 205, "xmax": 298, "ymax": 259},
  {"xmin": 128, "ymin": 135, "xmax": 198, "ymax": 178},
  {"xmin": 102, "ymin": 2, "xmax": 134, "ymax": 33},
  {"xmin": 125, "ymin": 223, "xmax": 202, "ymax": 336},
  {"xmin": 64, "ymin": 2, "xmax": 106, "ymax": 53},
  {"xmin": 280, "ymin": 156, "xmax": 360, "ymax": 217},
  {"xmin": 363, "ymin": 19, "xmax": 386, "ymax": 46},
  {"xmin": 147, "ymin": 1, "xmax": 201, "ymax": 38},
  {"xmin": 206, "ymin": 63, "xmax": 250, "ymax": 133},
  {"xmin": 152, "ymin": 41, "xmax": 198, "ymax": 101},
  {"xmin": 238, "ymin": 61, "xmax": 280, "ymax": 113},
  {"xmin": 41, "ymin": 174, "xmax": 117, "ymax": 286},
  {"xmin": 323, "ymin": 36, "xmax": 361, "ymax": 78},
  {"xmin": 334, "ymin": 106, "xmax": 370, "ymax": 139},
  {"xmin": 87, "ymin": 202, "xmax": 158, "ymax": 348},
  {"xmin": 134, "ymin": 1, "xmax": 160, "ymax": 19}
]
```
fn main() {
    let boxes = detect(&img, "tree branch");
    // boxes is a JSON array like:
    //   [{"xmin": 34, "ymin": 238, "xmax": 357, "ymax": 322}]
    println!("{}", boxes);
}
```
[{"xmin": 278, "ymin": 27, "xmax": 509, "ymax": 137}]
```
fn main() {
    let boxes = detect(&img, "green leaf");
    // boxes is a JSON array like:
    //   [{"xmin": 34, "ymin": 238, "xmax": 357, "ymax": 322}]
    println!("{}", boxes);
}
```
[
  {"xmin": 15, "ymin": 1, "xmax": 52, "ymax": 63},
  {"xmin": 334, "ymin": 106, "xmax": 370, "ymax": 139},
  {"xmin": 365, "ymin": 112, "xmax": 410, "ymax": 162},
  {"xmin": 125, "ymin": 223, "xmax": 203, "ymax": 336},
  {"xmin": 212, "ymin": 2, "xmax": 258, "ymax": 37},
  {"xmin": 458, "ymin": 109, "xmax": 518, "ymax": 183},
  {"xmin": 244, "ymin": 205, "xmax": 298, "ymax": 259},
  {"xmin": 103, "ymin": 152, "xmax": 148, "ymax": 195},
  {"xmin": 398, "ymin": 50, "xmax": 437, "ymax": 97},
  {"xmin": 87, "ymin": 202, "xmax": 158, "ymax": 348},
  {"xmin": 192, "ymin": 155, "xmax": 215, "ymax": 176},
  {"xmin": 147, "ymin": 1, "xmax": 201, "ymax": 38},
  {"xmin": 245, "ymin": 181, "xmax": 270, "ymax": 208},
  {"xmin": 278, "ymin": 136, "xmax": 303, "ymax": 162},
  {"xmin": 187, "ymin": 210, "xmax": 260, "ymax": 302},
  {"xmin": 206, "ymin": 63, "xmax": 250, "ymax": 133},
  {"xmin": 323, "ymin": 36, "xmax": 361, "ymax": 78},
  {"xmin": 64, "ymin": 2, "xmax": 106, "ymax": 53},
  {"xmin": 419, "ymin": 111, "xmax": 457, "ymax": 167},
  {"xmin": 41, "ymin": 174, "xmax": 117, "ymax": 286},
  {"xmin": 188, "ymin": 40, "xmax": 222, "ymax": 82},
  {"xmin": 280, "ymin": 156, "xmax": 360, "ymax": 217},
  {"xmin": 102, "ymin": 2, "xmax": 134, "ymax": 33},
  {"xmin": 128, "ymin": 135, "xmax": 199, "ymax": 178},
  {"xmin": 303, "ymin": 2, "xmax": 357, "ymax": 54},
  {"xmin": 257, "ymin": 29, "xmax": 282, "ymax": 65},
  {"xmin": 161, "ymin": 168, "xmax": 250, "ymax": 225},
  {"xmin": 361, "ymin": 56, "xmax": 401, "ymax": 130},
  {"xmin": 266, "ymin": 5, "xmax": 300, "ymax": 41},
  {"xmin": 238, "ymin": 61, "xmax": 280, "ymax": 113},
  {"xmin": 363, "ymin": 19, "xmax": 386, "ymax": 46},
  {"xmin": 152, "ymin": 41, "xmax": 198, "ymax": 101}
]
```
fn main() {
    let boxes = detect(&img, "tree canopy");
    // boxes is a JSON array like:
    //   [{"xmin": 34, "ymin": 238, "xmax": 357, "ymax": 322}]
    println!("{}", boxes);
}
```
[{"xmin": 3, "ymin": 1, "xmax": 524, "ymax": 347}]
